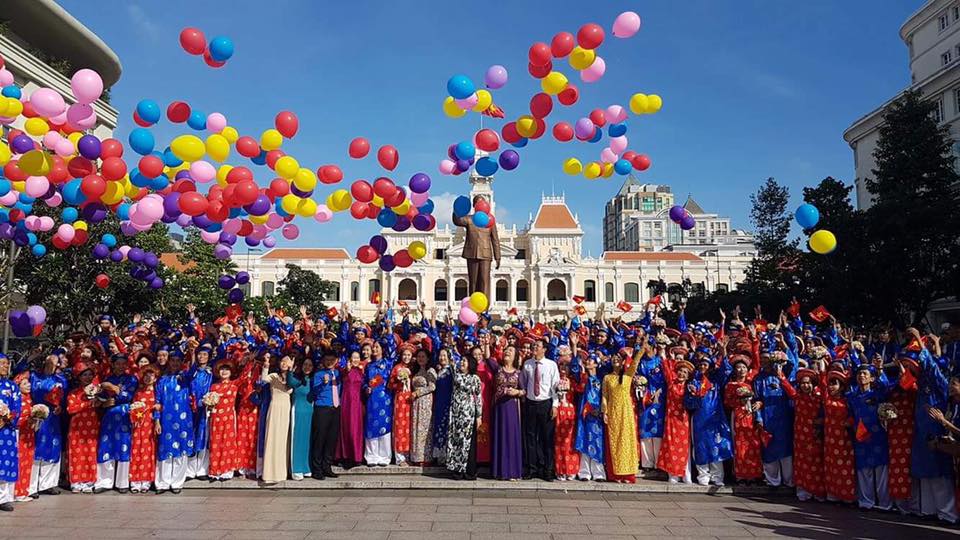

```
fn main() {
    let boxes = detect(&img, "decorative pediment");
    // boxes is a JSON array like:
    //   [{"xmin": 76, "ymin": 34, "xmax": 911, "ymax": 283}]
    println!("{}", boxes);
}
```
[{"xmin": 446, "ymin": 242, "xmax": 518, "ymax": 259}]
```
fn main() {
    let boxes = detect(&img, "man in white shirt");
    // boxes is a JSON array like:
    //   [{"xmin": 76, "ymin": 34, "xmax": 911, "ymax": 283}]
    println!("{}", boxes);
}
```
[{"xmin": 519, "ymin": 339, "xmax": 559, "ymax": 481}]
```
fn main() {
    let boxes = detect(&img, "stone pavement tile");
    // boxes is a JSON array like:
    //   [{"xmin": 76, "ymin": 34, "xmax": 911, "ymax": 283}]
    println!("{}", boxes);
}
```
[
  {"xmin": 649, "ymin": 507, "xmax": 729, "ymax": 517},
  {"xmin": 606, "ymin": 499, "xmax": 682, "ymax": 508},
  {"xmin": 145, "ymin": 530, "xmax": 229, "ymax": 540},
  {"xmin": 122, "ymin": 518, "xmax": 208, "ymax": 529},
  {"xmin": 269, "ymin": 495, "xmax": 343, "ymax": 504},
  {"xmin": 387, "ymin": 533, "xmax": 470, "ymax": 540},
  {"xmin": 588, "ymin": 524, "xmax": 670, "ymax": 536},
  {"xmin": 618, "ymin": 515, "xmax": 700, "ymax": 526},
  {"xmin": 397, "ymin": 512, "xmax": 471, "ymax": 522},
  {"xmin": 306, "ymin": 532, "xmax": 389, "ymax": 540},
  {"xmin": 552, "ymin": 535, "xmax": 635, "ymax": 540},
  {"xmin": 473, "ymin": 497, "xmax": 540, "ymax": 506},
  {"xmin": 508, "ymin": 523, "xmax": 591, "ymax": 533},
  {"xmin": 341, "ymin": 496, "xmax": 410, "ymax": 504},
  {"xmin": 403, "ymin": 496, "xmax": 473, "ymax": 505},
  {"xmin": 695, "ymin": 516, "xmax": 778, "ymax": 528},
  {"xmin": 667, "ymin": 525, "xmax": 754, "ymax": 537},
  {"xmin": 472, "ymin": 512, "xmax": 545, "ymax": 523},
  {"xmin": 199, "ymin": 520, "xmax": 281, "ymax": 530},
  {"xmin": 545, "ymin": 513, "xmax": 617, "ymax": 524},
  {"xmin": 539, "ymin": 498, "xmax": 611, "ymax": 508},
  {"xmin": 584, "ymin": 507, "xmax": 655, "ymax": 517},
  {"xmin": 438, "ymin": 504, "xmax": 505, "ymax": 513},
  {"xmin": 469, "ymin": 534, "xmax": 550, "ymax": 540},
  {"xmin": 354, "ymin": 521, "xmax": 434, "ymax": 532},
  {"xmin": 431, "ymin": 522, "xmax": 510, "ymax": 532},
  {"xmin": 298, "ymin": 503, "xmax": 371, "ymax": 512},
  {"xmin": 228, "ymin": 531, "xmax": 311, "ymax": 540},
  {"xmin": 373, "ymin": 504, "xmax": 439, "ymax": 513},
  {"xmin": 277, "ymin": 520, "xmax": 361, "ymax": 531},
  {"xmin": 506, "ymin": 505, "xmax": 552, "ymax": 514},
  {"xmin": 17, "ymin": 528, "xmax": 151, "ymax": 539}
]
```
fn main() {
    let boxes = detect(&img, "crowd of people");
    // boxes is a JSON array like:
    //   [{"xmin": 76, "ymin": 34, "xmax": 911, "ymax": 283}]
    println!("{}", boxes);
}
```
[{"xmin": 0, "ymin": 299, "xmax": 958, "ymax": 525}]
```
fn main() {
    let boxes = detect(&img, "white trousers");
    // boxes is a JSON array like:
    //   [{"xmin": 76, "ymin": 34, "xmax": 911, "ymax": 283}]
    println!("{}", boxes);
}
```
[
  {"xmin": 30, "ymin": 460, "xmax": 60, "ymax": 494},
  {"xmin": 70, "ymin": 482, "xmax": 93, "ymax": 492},
  {"xmin": 695, "ymin": 461, "xmax": 724, "ymax": 486},
  {"xmin": 155, "ymin": 456, "xmax": 188, "ymax": 490},
  {"xmin": 130, "ymin": 481, "xmax": 151, "ymax": 492},
  {"xmin": 364, "ymin": 434, "xmax": 392, "ymax": 465},
  {"xmin": 763, "ymin": 456, "xmax": 794, "ymax": 487},
  {"xmin": 857, "ymin": 465, "xmax": 891, "ymax": 510},
  {"xmin": 395, "ymin": 452, "xmax": 408, "ymax": 464},
  {"xmin": 918, "ymin": 477, "xmax": 959, "ymax": 523},
  {"xmin": 95, "ymin": 460, "xmax": 130, "ymax": 490},
  {"xmin": 211, "ymin": 471, "xmax": 234, "ymax": 480},
  {"xmin": 187, "ymin": 449, "xmax": 209, "ymax": 479},
  {"xmin": 0, "ymin": 481, "xmax": 13, "ymax": 504},
  {"xmin": 640, "ymin": 437, "xmax": 661, "ymax": 469},
  {"xmin": 577, "ymin": 454, "xmax": 606, "ymax": 481}
]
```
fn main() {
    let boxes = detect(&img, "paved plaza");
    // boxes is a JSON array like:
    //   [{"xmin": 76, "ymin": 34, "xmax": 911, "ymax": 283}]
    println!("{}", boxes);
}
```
[{"xmin": 1, "ymin": 488, "xmax": 956, "ymax": 539}]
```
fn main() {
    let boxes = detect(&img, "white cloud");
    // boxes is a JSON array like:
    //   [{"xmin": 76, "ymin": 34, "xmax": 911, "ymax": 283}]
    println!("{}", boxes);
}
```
[{"xmin": 127, "ymin": 4, "xmax": 161, "ymax": 42}]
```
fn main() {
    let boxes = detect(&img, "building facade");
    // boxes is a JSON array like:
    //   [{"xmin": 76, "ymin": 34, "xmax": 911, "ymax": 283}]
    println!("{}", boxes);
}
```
[
  {"xmin": 602, "ymin": 178, "xmax": 674, "ymax": 251},
  {"xmin": 844, "ymin": 0, "xmax": 960, "ymax": 209},
  {"xmin": 236, "ymin": 172, "xmax": 754, "ymax": 320}
]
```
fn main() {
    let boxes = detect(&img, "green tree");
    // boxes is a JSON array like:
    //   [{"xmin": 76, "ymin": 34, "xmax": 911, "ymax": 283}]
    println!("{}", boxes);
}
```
[
  {"xmin": 273, "ymin": 264, "xmax": 334, "ymax": 317},
  {"xmin": 739, "ymin": 177, "xmax": 801, "ymax": 313},
  {"xmin": 159, "ymin": 230, "xmax": 238, "ymax": 324}
]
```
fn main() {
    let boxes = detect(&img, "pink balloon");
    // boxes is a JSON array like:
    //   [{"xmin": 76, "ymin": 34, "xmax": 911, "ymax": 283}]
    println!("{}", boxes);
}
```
[
  {"xmin": 455, "ymin": 93, "xmax": 478, "ymax": 110},
  {"xmin": 458, "ymin": 307, "xmax": 479, "ymax": 326},
  {"xmin": 117, "ymin": 245, "xmax": 131, "ymax": 258},
  {"xmin": 580, "ymin": 56, "xmax": 606, "ymax": 83},
  {"xmin": 24, "ymin": 176, "xmax": 50, "ymax": 198},
  {"xmin": 605, "ymin": 105, "xmax": 627, "ymax": 124},
  {"xmin": 612, "ymin": 11, "xmax": 642, "ymax": 38},
  {"xmin": 0, "ymin": 69, "xmax": 13, "ymax": 87},
  {"xmin": 439, "ymin": 159, "xmax": 455, "ymax": 175},
  {"xmin": 57, "ymin": 224, "xmax": 75, "ymax": 242},
  {"xmin": 140, "ymin": 197, "xmax": 164, "ymax": 221},
  {"xmin": 600, "ymin": 148, "xmax": 618, "ymax": 164},
  {"xmin": 200, "ymin": 230, "xmax": 220, "ymax": 244},
  {"xmin": 409, "ymin": 191, "xmax": 430, "ymax": 207},
  {"xmin": 314, "ymin": 204, "xmax": 333, "ymax": 223},
  {"xmin": 38, "ymin": 216, "xmax": 55, "ymax": 231},
  {"xmin": 70, "ymin": 69, "xmax": 103, "ymax": 104},
  {"xmin": 54, "ymin": 139, "xmax": 75, "ymax": 157},
  {"xmin": 461, "ymin": 297, "xmax": 471, "ymax": 308},
  {"xmin": 189, "ymin": 160, "xmax": 216, "ymax": 183},
  {"xmin": 221, "ymin": 218, "xmax": 242, "ymax": 235},
  {"xmin": 66, "ymin": 103, "xmax": 96, "ymax": 129},
  {"xmin": 49, "ymin": 110, "xmax": 68, "ymax": 125},
  {"xmin": 610, "ymin": 135, "xmax": 628, "ymax": 154},
  {"xmin": 44, "ymin": 192, "xmax": 62, "ymax": 207},
  {"xmin": 266, "ymin": 213, "xmax": 284, "ymax": 229},
  {"xmin": 42, "ymin": 131, "xmax": 61, "ymax": 149},
  {"xmin": 29, "ymin": 88, "xmax": 67, "ymax": 119},
  {"xmin": 24, "ymin": 216, "xmax": 38, "ymax": 231},
  {"xmin": 282, "ymin": 223, "xmax": 299, "ymax": 240},
  {"xmin": 262, "ymin": 236, "xmax": 277, "ymax": 248},
  {"xmin": 0, "ymin": 192, "xmax": 17, "ymax": 206},
  {"xmin": 206, "ymin": 112, "xmax": 227, "ymax": 132}
]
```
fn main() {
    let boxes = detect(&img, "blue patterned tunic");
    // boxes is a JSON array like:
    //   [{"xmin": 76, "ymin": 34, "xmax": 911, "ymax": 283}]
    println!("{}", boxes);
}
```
[
  {"xmin": 363, "ymin": 357, "xmax": 395, "ymax": 439},
  {"xmin": 847, "ymin": 381, "xmax": 891, "ymax": 470},
  {"xmin": 431, "ymin": 365, "xmax": 454, "ymax": 453},
  {"xmin": 574, "ymin": 372, "xmax": 604, "ymax": 463},
  {"xmin": 188, "ymin": 366, "xmax": 213, "ymax": 453},
  {"xmin": 0, "ymin": 378, "xmax": 22, "ymax": 481},
  {"xmin": 98, "ymin": 374, "xmax": 138, "ymax": 463},
  {"xmin": 690, "ymin": 362, "xmax": 734, "ymax": 465},
  {"xmin": 30, "ymin": 372, "xmax": 67, "ymax": 462},
  {"xmin": 754, "ymin": 370, "xmax": 794, "ymax": 463},
  {"xmin": 913, "ymin": 349, "xmax": 954, "ymax": 478},
  {"xmin": 638, "ymin": 355, "xmax": 665, "ymax": 438},
  {"xmin": 154, "ymin": 372, "xmax": 195, "ymax": 460}
]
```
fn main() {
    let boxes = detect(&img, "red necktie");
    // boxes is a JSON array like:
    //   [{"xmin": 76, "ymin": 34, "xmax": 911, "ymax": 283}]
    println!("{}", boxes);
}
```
[{"xmin": 534, "ymin": 361, "xmax": 540, "ymax": 398}]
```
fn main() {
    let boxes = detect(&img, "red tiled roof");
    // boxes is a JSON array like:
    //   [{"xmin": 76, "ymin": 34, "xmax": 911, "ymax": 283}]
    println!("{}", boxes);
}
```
[
  {"xmin": 261, "ymin": 248, "xmax": 350, "ymax": 260},
  {"xmin": 602, "ymin": 251, "xmax": 703, "ymax": 262},
  {"xmin": 533, "ymin": 204, "xmax": 578, "ymax": 229},
  {"xmin": 160, "ymin": 253, "xmax": 195, "ymax": 271}
]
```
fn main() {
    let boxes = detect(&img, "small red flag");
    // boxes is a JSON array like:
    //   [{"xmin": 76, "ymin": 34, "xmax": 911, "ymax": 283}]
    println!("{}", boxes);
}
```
[
  {"xmin": 787, "ymin": 300, "xmax": 801, "ymax": 318},
  {"xmin": 573, "ymin": 305, "xmax": 587, "ymax": 316},
  {"xmin": 649, "ymin": 295, "xmax": 663, "ymax": 306},
  {"xmin": 397, "ymin": 300, "xmax": 408, "ymax": 307},
  {"xmin": 507, "ymin": 307, "xmax": 518, "ymax": 316},
  {"xmin": 809, "ymin": 305, "xmax": 831, "ymax": 323},
  {"xmin": 370, "ymin": 291, "xmax": 382, "ymax": 305},
  {"xmin": 572, "ymin": 295, "xmax": 585, "ymax": 304},
  {"xmin": 617, "ymin": 301, "xmax": 633, "ymax": 313},
  {"xmin": 855, "ymin": 419, "xmax": 871, "ymax": 442},
  {"xmin": 325, "ymin": 307, "xmax": 339, "ymax": 319}
]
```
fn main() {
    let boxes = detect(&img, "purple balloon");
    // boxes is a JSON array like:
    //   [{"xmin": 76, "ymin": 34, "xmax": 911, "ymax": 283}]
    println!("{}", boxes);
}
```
[
  {"xmin": 213, "ymin": 243, "xmax": 232, "ymax": 260},
  {"xmin": 0, "ymin": 223, "xmax": 12, "ymax": 239},
  {"xmin": 447, "ymin": 144, "xmax": 458, "ymax": 160},
  {"xmin": 192, "ymin": 215, "xmax": 213, "ymax": 229},
  {"xmin": 149, "ymin": 277, "xmax": 164, "ymax": 289},
  {"xmin": 9, "ymin": 311, "xmax": 32, "ymax": 338},
  {"xmin": 161, "ymin": 213, "xmax": 178, "ymax": 224},
  {"xmin": 174, "ymin": 170, "xmax": 192, "ymax": 180},
  {"xmin": 219, "ymin": 232, "xmax": 237, "ymax": 246},
  {"xmin": 163, "ymin": 193, "xmax": 182, "ymax": 215},
  {"xmin": 408, "ymin": 173, "xmax": 431, "ymax": 194},
  {"xmin": 370, "ymin": 235, "xmax": 388, "ymax": 254},
  {"xmin": 455, "ymin": 159, "xmax": 471, "ymax": 172},
  {"xmin": 26, "ymin": 305, "xmax": 46, "ymax": 326},
  {"xmin": 378, "ymin": 254, "xmax": 395, "ymax": 272},
  {"xmin": 262, "ymin": 236, "xmax": 277, "ymax": 248},
  {"xmin": 92, "ymin": 243, "xmax": 110, "ymax": 259},
  {"xmin": 235, "ymin": 271, "xmax": 250, "ymax": 285},
  {"xmin": 76, "ymin": 134, "xmax": 102, "ymax": 160},
  {"xmin": 498, "ymin": 150, "xmax": 520, "ymax": 171},
  {"xmin": 81, "ymin": 203, "xmax": 108, "ymax": 223},
  {"xmin": 574, "ymin": 118, "xmax": 595, "ymax": 139},
  {"xmin": 244, "ymin": 236, "xmax": 260, "ymax": 247},
  {"xmin": 680, "ymin": 215, "xmax": 696, "ymax": 231},
  {"xmin": 227, "ymin": 288, "xmax": 244, "ymax": 304},
  {"xmin": 668, "ymin": 205, "xmax": 686, "ymax": 223},
  {"xmin": 218, "ymin": 275, "xmax": 236, "ymax": 289},
  {"xmin": 119, "ymin": 221, "xmax": 138, "ymax": 236},
  {"xmin": 392, "ymin": 216, "xmax": 411, "ymax": 231},
  {"xmin": 143, "ymin": 252, "xmax": 159, "ymax": 268},
  {"xmin": 11, "ymin": 135, "xmax": 34, "ymax": 154},
  {"xmin": 412, "ymin": 214, "xmax": 431, "ymax": 231},
  {"xmin": 109, "ymin": 250, "xmax": 124, "ymax": 262},
  {"xmin": 175, "ymin": 214, "xmax": 192, "ymax": 227},
  {"xmin": 290, "ymin": 184, "xmax": 312, "ymax": 198},
  {"xmin": 142, "ymin": 270, "xmax": 157, "ymax": 282},
  {"xmin": 128, "ymin": 247, "xmax": 145, "ymax": 263},
  {"xmin": 245, "ymin": 194, "xmax": 271, "ymax": 216},
  {"xmin": 484, "ymin": 65, "xmax": 508, "ymax": 89}
]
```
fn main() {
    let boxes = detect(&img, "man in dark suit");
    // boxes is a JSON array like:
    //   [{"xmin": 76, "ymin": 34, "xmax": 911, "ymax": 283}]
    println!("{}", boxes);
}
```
[{"xmin": 452, "ymin": 195, "xmax": 501, "ymax": 299}]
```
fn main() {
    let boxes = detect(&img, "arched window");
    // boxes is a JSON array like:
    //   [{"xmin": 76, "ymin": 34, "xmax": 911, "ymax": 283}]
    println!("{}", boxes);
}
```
[
  {"xmin": 350, "ymin": 281, "xmax": 359, "ymax": 302},
  {"xmin": 454, "ymin": 279, "xmax": 468, "ymax": 300},
  {"xmin": 434, "ymin": 279, "xmax": 448, "ymax": 302},
  {"xmin": 495, "ymin": 279, "xmax": 509, "ymax": 302},
  {"xmin": 398, "ymin": 278, "xmax": 417, "ymax": 300},
  {"xmin": 604, "ymin": 282, "xmax": 614, "ymax": 303},
  {"xmin": 583, "ymin": 280, "xmax": 596, "ymax": 303},
  {"xmin": 516, "ymin": 279, "xmax": 529, "ymax": 303},
  {"xmin": 667, "ymin": 282, "xmax": 683, "ymax": 304},
  {"xmin": 323, "ymin": 282, "xmax": 341, "ymax": 302},
  {"xmin": 624, "ymin": 282, "xmax": 640, "ymax": 303},
  {"xmin": 716, "ymin": 283, "xmax": 729, "ymax": 293},
  {"xmin": 368, "ymin": 279, "xmax": 381, "ymax": 301},
  {"xmin": 547, "ymin": 279, "xmax": 567, "ymax": 301},
  {"xmin": 262, "ymin": 281, "xmax": 275, "ymax": 297}
]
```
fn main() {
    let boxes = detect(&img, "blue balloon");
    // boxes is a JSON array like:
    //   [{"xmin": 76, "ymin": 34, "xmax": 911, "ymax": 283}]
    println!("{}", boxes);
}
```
[
  {"xmin": 136, "ymin": 99, "xmax": 161, "ymax": 124},
  {"xmin": 130, "ymin": 169, "xmax": 152, "ymax": 188},
  {"xmin": 149, "ymin": 176, "xmax": 170, "ymax": 190},
  {"xmin": 608, "ymin": 123, "xmax": 627, "ymax": 137},
  {"xmin": 18, "ymin": 193, "xmax": 35, "ymax": 204},
  {"xmin": 454, "ymin": 141, "xmax": 476, "ymax": 161},
  {"xmin": 475, "ymin": 157, "xmax": 499, "ymax": 176},
  {"xmin": 101, "ymin": 233, "xmax": 117, "ymax": 248},
  {"xmin": 795, "ymin": 204, "xmax": 820, "ymax": 229},
  {"xmin": 0, "ymin": 179, "xmax": 10, "ymax": 196},
  {"xmin": 588, "ymin": 129, "xmax": 603, "ymax": 143},
  {"xmin": 446, "ymin": 74, "xmax": 476, "ymax": 100},
  {"xmin": 116, "ymin": 203, "xmax": 131, "ymax": 221},
  {"xmin": 128, "ymin": 128, "xmax": 155, "ymax": 156},
  {"xmin": 1, "ymin": 85, "xmax": 21, "ymax": 99},
  {"xmin": 26, "ymin": 232, "xmax": 37, "ymax": 245},
  {"xmin": 251, "ymin": 150, "xmax": 267, "ymax": 165},
  {"xmin": 417, "ymin": 199, "xmax": 434, "ymax": 215},
  {"xmin": 510, "ymin": 137, "xmax": 528, "ymax": 148},
  {"xmin": 62, "ymin": 180, "xmax": 86, "ymax": 206},
  {"xmin": 13, "ymin": 202, "xmax": 32, "ymax": 215},
  {"xmin": 377, "ymin": 208, "xmax": 398, "ymax": 227},
  {"xmin": 31, "ymin": 244, "xmax": 46, "ymax": 257},
  {"xmin": 187, "ymin": 110, "xmax": 207, "ymax": 130},
  {"xmin": 472, "ymin": 211, "xmax": 490, "ymax": 228},
  {"xmin": 274, "ymin": 199, "xmax": 291, "ymax": 217},
  {"xmin": 453, "ymin": 195, "xmax": 471, "ymax": 218},
  {"xmin": 209, "ymin": 36, "xmax": 235, "ymax": 62},
  {"xmin": 614, "ymin": 159, "xmax": 633, "ymax": 175},
  {"xmin": 0, "ymin": 209, "xmax": 8, "ymax": 223},
  {"xmin": 163, "ymin": 147, "xmax": 183, "ymax": 167},
  {"xmin": 61, "ymin": 207, "xmax": 79, "ymax": 223}
]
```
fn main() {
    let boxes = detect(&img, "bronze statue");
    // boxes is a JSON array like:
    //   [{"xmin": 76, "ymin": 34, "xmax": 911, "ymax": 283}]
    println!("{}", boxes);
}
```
[{"xmin": 452, "ymin": 195, "xmax": 501, "ymax": 300}]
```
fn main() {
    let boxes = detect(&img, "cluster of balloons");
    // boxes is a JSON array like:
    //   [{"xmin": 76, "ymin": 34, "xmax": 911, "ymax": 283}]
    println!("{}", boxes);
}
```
[
  {"xmin": 458, "ymin": 292, "xmax": 489, "ymax": 325},
  {"xmin": 178, "ymin": 27, "xmax": 234, "ymax": 68},
  {"xmin": 669, "ymin": 205, "xmax": 696, "ymax": 231},
  {"xmin": 443, "ymin": 65, "xmax": 506, "ymax": 120},
  {"xmin": 795, "ymin": 203, "xmax": 836, "ymax": 255},
  {"xmin": 218, "ymin": 270, "xmax": 250, "ymax": 304},
  {"xmin": 91, "ymin": 234, "xmax": 165, "ymax": 289},
  {"xmin": 452, "ymin": 195, "xmax": 495, "ymax": 229},
  {"xmin": 355, "ymin": 234, "xmax": 428, "ymax": 272},
  {"xmin": 558, "ymin": 102, "xmax": 655, "ymax": 179},
  {"xmin": 438, "ymin": 136, "xmax": 519, "ymax": 177},
  {"xmin": 8, "ymin": 305, "xmax": 45, "ymax": 338}
]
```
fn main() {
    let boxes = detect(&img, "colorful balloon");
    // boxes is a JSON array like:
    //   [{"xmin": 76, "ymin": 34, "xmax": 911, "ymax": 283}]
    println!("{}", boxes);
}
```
[
  {"xmin": 577, "ymin": 23, "xmax": 605, "ymax": 49},
  {"xmin": 377, "ymin": 145, "xmax": 399, "ymax": 171},
  {"xmin": 612, "ymin": 11, "xmax": 642, "ymax": 38},
  {"xmin": 275, "ymin": 110, "xmax": 299, "ymax": 138},
  {"xmin": 179, "ymin": 27, "xmax": 207, "ymax": 55},
  {"xmin": 484, "ymin": 65, "xmax": 508, "ymax": 89},
  {"xmin": 795, "ymin": 204, "xmax": 820, "ymax": 229},
  {"xmin": 348, "ymin": 137, "xmax": 370, "ymax": 158},
  {"xmin": 446, "ymin": 75, "xmax": 476, "ymax": 100}
]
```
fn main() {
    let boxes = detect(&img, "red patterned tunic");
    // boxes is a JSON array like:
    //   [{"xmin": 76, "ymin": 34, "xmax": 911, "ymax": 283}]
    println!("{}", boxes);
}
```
[
  {"xmin": 66, "ymin": 387, "xmax": 99, "ymax": 484},
  {"xmin": 389, "ymin": 364, "xmax": 413, "ymax": 454},
  {"xmin": 656, "ymin": 360, "xmax": 691, "ymax": 477},
  {"xmin": 885, "ymin": 374, "xmax": 916, "ymax": 502},
  {"xmin": 554, "ymin": 374, "xmax": 579, "ymax": 476},
  {"xmin": 780, "ymin": 377, "xmax": 825, "ymax": 499},
  {"xmin": 129, "ymin": 385, "xmax": 156, "ymax": 483},
  {"xmin": 822, "ymin": 391, "xmax": 856, "ymax": 503},
  {"xmin": 208, "ymin": 379, "xmax": 241, "ymax": 476},
  {"xmin": 723, "ymin": 382, "xmax": 763, "ymax": 481},
  {"xmin": 475, "ymin": 358, "xmax": 494, "ymax": 463},
  {"xmin": 235, "ymin": 363, "xmax": 260, "ymax": 471},
  {"xmin": 15, "ymin": 391, "xmax": 34, "ymax": 498}
]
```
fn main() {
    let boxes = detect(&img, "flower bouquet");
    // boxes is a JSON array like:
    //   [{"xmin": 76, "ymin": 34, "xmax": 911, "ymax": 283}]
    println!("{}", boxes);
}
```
[
  {"xmin": 878, "ymin": 402, "xmax": 898, "ymax": 429},
  {"xmin": 130, "ymin": 401, "xmax": 148, "ymax": 426},
  {"xmin": 30, "ymin": 403, "xmax": 49, "ymax": 421},
  {"xmin": 202, "ymin": 391, "xmax": 221, "ymax": 408},
  {"xmin": 83, "ymin": 383, "xmax": 99, "ymax": 399}
]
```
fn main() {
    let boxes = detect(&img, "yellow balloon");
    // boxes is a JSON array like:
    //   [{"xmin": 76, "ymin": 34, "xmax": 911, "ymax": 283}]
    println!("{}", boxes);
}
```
[
  {"xmin": 562, "ymin": 158, "xmax": 582, "ymax": 175},
  {"xmin": 24, "ymin": 117, "xmax": 49, "ymax": 137},
  {"xmin": 0, "ymin": 145, "xmax": 11, "ymax": 165},
  {"xmin": 472, "ymin": 89, "xmax": 492, "ymax": 113},
  {"xmin": 371, "ymin": 195, "xmax": 384, "ymax": 208},
  {"xmin": 4, "ymin": 98, "xmax": 23, "ymax": 117},
  {"xmin": 297, "ymin": 197, "xmax": 318, "ymax": 217},
  {"xmin": 170, "ymin": 135, "xmax": 205, "ymax": 162},
  {"xmin": 102, "ymin": 181, "xmax": 125, "ymax": 205},
  {"xmin": 293, "ymin": 168, "xmax": 317, "ymax": 192},
  {"xmin": 408, "ymin": 240, "xmax": 427, "ymax": 260},
  {"xmin": 275, "ymin": 156, "xmax": 299, "ymax": 180},
  {"xmin": 205, "ymin": 134, "xmax": 230, "ymax": 162},
  {"xmin": 124, "ymin": 181, "xmax": 140, "ymax": 198},
  {"xmin": 468, "ymin": 291, "xmax": 489, "ymax": 313},
  {"xmin": 602, "ymin": 162, "xmax": 615, "ymax": 178},
  {"xmin": 249, "ymin": 214, "xmax": 269, "ymax": 225},
  {"xmin": 541, "ymin": 71, "xmax": 569, "ymax": 95},
  {"xmin": 73, "ymin": 220, "xmax": 88, "ymax": 232},
  {"xmin": 568, "ymin": 46, "xmax": 596, "ymax": 70},
  {"xmin": 443, "ymin": 96, "xmax": 467, "ymax": 119},
  {"xmin": 18, "ymin": 150, "xmax": 52, "ymax": 176},
  {"xmin": 216, "ymin": 164, "xmax": 233, "ymax": 186},
  {"xmin": 629, "ymin": 93, "xmax": 649, "ymax": 115},
  {"xmin": 0, "ymin": 99, "xmax": 8, "ymax": 116},
  {"xmin": 11, "ymin": 181, "xmax": 24, "ymax": 193},
  {"xmin": 392, "ymin": 199, "xmax": 411, "ymax": 215},
  {"xmin": 281, "ymin": 194, "xmax": 301, "ymax": 215},
  {"xmin": 809, "ymin": 230, "xmax": 837, "ymax": 254},
  {"xmin": 583, "ymin": 162, "xmax": 602, "ymax": 179},
  {"xmin": 646, "ymin": 94, "xmax": 663, "ymax": 114},
  {"xmin": 67, "ymin": 132, "xmax": 83, "ymax": 146},
  {"xmin": 330, "ymin": 189, "xmax": 352, "ymax": 212},
  {"xmin": 516, "ymin": 115, "xmax": 537, "ymax": 138},
  {"xmin": 220, "ymin": 126, "xmax": 239, "ymax": 144},
  {"xmin": 260, "ymin": 128, "xmax": 283, "ymax": 151}
]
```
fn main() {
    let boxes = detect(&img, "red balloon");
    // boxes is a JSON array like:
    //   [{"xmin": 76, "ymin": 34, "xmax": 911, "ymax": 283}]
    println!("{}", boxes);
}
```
[
  {"xmin": 265, "ymin": 149, "xmax": 285, "ymax": 169},
  {"xmin": 269, "ymin": 178, "xmax": 289, "ymax": 197},
  {"xmin": 100, "ymin": 156, "xmax": 127, "ymax": 181},
  {"xmin": 235, "ymin": 136, "xmax": 260, "ymax": 158},
  {"xmin": 20, "ymin": 100, "xmax": 36, "ymax": 119},
  {"xmin": 474, "ymin": 129, "xmax": 500, "ymax": 152},
  {"xmin": 203, "ymin": 49, "xmax": 226, "ymax": 68},
  {"xmin": 274, "ymin": 111, "xmax": 299, "ymax": 138},
  {"xmin": 528, "ymin": 61, "xmax": 552, "ymax": 79},
  {"xmin": 577, "ymin": 23, "xmax": 605, "ymax": 50},
  {"xmin": 138, "ymin": 155, "xmax": 164, "ymax": 179},
  {"xmin": 487, "ymin": 216, "xmax": 496, "ymax": 229},
  {"xmin": 47, "ymin": 157, "xmax": 68, "ymax": 184},
  {"xmin": 365, "ymin": 203, "xmax": 379, "ymax": 219},
  {"xmin": 52, "ymin": 236, "xmax": 69, "ymax": 250},
  {"xmin": 348, "ymin": 137, "xmax": 370, "ymax": 159},
  {"xmin": 207, "ymin": 200, "xmax": 229, "ymax": 222},
  {"xmin": 529, "ymin": 93, "xmax": 553, "ymax": 119},
  {"xmin": 384, "ymin": 188, "xmax": 406, "ymax": 208},
  {"xmin": 589, "ymin": 109, "xmax": 606, "ymax": 127},
  {"xmin": 7, "ymin": 209, "xmax": 23, "ymax": 223},
  {"xmin": 179, "ymin": 27, "xmax": 207, "ymax": 55},
  {"xmin": 80, "ymin": 174, "xmax": 106, "ymax": 198},
  {"xmin": 132, "ymin": 110, "xmax": 152, "ymax": 127},
  {"xmin": 3, "ymin": 161, "xmax": 26, "ymax": 182},
  {"xmin": 173, "ymin": 179, "xmax": 197, "ymax": 193},
  {"xmin": 552, "ymin": 122, "xmax": 574, "ymax": 142},
  {"xmin": 530, "ymin": 118, "xmax": 547, "ymax": 140},
  {"xmin": 67, "ymin": 157, "xmax": 95, "ymax": 179},
  {"xmin": 474, "ymin": 198, "xmax": 491, "ymax": 214},
  {"xmin": 235, "ymin": 181, "xmax": 260, "ymax": 205},
  {"xmin": 221, "ymin": 185, "xmax": 238, "ymax": 206},
  {"xmin": 621, "ymin": 151, "xmax": 638, "ymax": 163},
  {"xmin": 373, "ymin": 177, "xmax": 396, "ymax": 199},
  {"xmin": 179, "ymin": 192, "xmax": 209, "ymax": 216},
  {"xmin": 376, "ymin": 145, "xmax": 399, "ymax": 171},
  {"xmin": 356, "ymin": 245, "xmax": 378, "ymax": 264},
  {"xmin": 318, "ymin": 165, "xmax": 344, "ymax": 185},
  {"xmin": 100, "ymin": 138, "xmax": 123, "ymax": 158},
  {"xmin": 557, "ymin": 84, "xmax": 579, "ymax": 106},
  {"xmin": 632, "ymin": 154, "xmax": 652, "ymax": 171},
  {"xmin": 237, "ymin": 220, "xmax": 254, "ymax": 237},
  {"xmin": 528, "ymin": 42, "xmax": 552, "ymax": 67},
  {"xmin": 95, "ymin": 274, "xmax": 111, "ymax": 289},
  {"xmin": 351, "ymin": 179, "xmax": 373, "ymax": 202},
  {"xmin": 551, "ymin": 32, "xmax": 575, "ymax": 58},
  {"xmin": 226, "ymin": 166, "xmax": 253, "ymax": 185},
  {"xmin": 393, "ymin": 250, "xmax": 413, "ymax": 268},
  {"xmin": 501, "ymin": 122, "xmax": 521, "ymax": 144},
  {"xmin": 349, "ymin": 201, "xmax": 368, "ymax": 219},
  {"xmin": 167, "ymin": 101, "xmax": 191, "ymax": 123},
  {"xmin": 72, "ymin": 230, "xmax": 89, "ymax": 246}
]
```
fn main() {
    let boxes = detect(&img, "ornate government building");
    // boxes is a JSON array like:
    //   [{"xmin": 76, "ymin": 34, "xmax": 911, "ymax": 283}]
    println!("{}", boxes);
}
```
[{"xmin": 235, "ymin": 173, "xmax": 755, "ymax": 319}]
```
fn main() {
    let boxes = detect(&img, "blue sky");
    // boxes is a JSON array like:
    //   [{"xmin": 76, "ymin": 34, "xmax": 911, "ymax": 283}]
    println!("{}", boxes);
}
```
[{"xmin": 57, "ymin": 0, "xmax": 919, "ymax": 254}]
